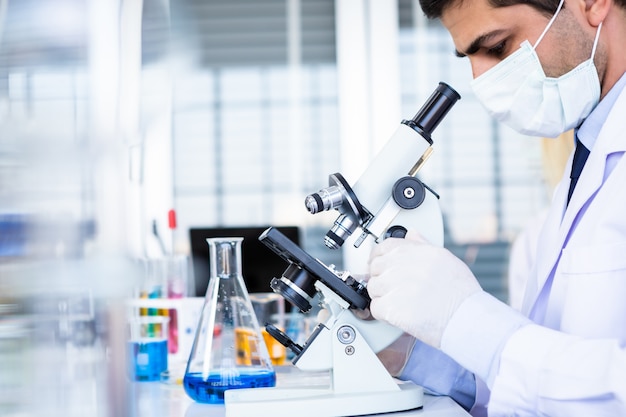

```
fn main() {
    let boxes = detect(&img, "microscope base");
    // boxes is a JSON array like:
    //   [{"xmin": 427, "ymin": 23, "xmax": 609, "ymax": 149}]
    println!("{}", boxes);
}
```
[{"xmin": 224, "ymin": 381, "xmax": 423, "ymax": 417}]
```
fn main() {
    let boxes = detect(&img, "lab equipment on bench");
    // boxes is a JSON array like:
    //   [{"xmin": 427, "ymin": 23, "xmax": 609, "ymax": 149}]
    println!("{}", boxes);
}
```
[
  {"xmin": 223, "ymin": 82, "xmax": 461, "ymax": 417},
  {"xmin": 183, "ymin": 237, "xmax": 276, "ymax": 404},
  {"xmin": 306, "ymin": 82, "xmax": 460, "ymax": 249}
]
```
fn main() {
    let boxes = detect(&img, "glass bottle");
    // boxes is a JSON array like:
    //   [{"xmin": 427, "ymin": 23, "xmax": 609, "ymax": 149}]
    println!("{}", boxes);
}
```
[{"xmin": 183, "ymin": 237, "xmax": 276, "ymax": 404}]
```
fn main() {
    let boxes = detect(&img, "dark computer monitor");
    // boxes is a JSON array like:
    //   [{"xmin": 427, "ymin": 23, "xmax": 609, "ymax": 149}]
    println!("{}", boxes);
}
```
[{"xmin": 189, "ymin": 226, "xmax": 301, "ymax": 297}]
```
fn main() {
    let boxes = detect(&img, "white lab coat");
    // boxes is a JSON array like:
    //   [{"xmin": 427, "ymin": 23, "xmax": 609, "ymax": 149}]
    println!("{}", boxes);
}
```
[
  {"xmin": 506, "ymin": 209, "xmax": 548, "ymax": 311},
  {"xmin": 441, "ymin": 84, "xmax": 626, "ymax": 416},
  {"xmin": 490, "ymin": 82, "xmax": 626, "ymax": 414}
]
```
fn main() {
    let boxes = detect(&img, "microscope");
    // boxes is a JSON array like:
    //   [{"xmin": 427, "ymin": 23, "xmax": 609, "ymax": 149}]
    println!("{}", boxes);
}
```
[{"xmin": 224, "ymin": 83, "xmax": 461, "ymax": 417}]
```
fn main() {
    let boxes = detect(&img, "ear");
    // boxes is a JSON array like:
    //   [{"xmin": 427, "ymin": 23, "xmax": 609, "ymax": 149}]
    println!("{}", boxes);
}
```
[{"xmin": 585, "ymin": 0, "xmax": 611, "ymax": 26}]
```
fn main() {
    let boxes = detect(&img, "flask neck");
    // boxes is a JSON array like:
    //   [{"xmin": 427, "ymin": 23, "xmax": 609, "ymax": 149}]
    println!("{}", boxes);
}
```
[{"xmin": 207, "ymin": 238, "xmax": 243, "ymax": 279}]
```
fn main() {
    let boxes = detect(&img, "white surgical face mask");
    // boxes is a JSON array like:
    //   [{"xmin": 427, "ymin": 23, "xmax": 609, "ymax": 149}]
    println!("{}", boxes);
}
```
[{"xmin": 470, "ymin": 0, "xmax": 602, "ymax": 137}]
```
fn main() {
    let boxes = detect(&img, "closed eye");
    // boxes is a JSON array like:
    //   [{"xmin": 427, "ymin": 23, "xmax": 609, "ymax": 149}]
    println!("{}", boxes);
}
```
[
  {"xmin": 486, "ymin": 41, "xmax": 507, "ymax": 57},
  {"xmin": 455, "ymin": 30, "xmax": 508, "ymax": 58}
]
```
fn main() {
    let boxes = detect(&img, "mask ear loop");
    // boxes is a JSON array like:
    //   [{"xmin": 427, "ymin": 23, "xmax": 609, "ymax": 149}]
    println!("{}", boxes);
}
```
[
  {"xmin": 590, "ymin": 21, "xmax": 602, "ymax": 60},
  {"xmin": 533, "ymin": 0, "xmax": 566, "ymax": 49}
]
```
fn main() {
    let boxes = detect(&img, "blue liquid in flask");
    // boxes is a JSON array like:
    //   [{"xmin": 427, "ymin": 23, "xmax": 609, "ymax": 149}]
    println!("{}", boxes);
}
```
[{"xmin": 183, "ymin": 369, "xmax": 276, "ymax": 404}]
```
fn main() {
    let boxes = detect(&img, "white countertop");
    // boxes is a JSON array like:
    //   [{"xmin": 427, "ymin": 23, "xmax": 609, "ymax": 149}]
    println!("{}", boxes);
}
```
[{"xmin": 130, "ymin": 366, "xmax": 471, "ymax": 417}]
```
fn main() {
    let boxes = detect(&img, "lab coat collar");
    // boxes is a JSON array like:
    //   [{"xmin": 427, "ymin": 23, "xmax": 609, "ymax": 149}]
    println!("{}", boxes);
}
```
[{"xmin": 523, "ymin": 85, "xmax": 626, "ymax": 318}]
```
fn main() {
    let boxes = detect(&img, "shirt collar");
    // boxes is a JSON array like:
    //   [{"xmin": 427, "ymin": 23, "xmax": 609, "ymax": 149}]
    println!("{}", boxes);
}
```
[{"xmin": 577, "ymin": 72, "xmax": 626, "ymax": 150}]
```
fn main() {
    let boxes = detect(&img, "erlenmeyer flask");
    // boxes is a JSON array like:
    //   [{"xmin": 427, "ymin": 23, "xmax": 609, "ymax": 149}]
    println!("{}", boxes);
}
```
[{"xmin": 183, "ymin": 237, "xmax": 276, "ymax": 404}]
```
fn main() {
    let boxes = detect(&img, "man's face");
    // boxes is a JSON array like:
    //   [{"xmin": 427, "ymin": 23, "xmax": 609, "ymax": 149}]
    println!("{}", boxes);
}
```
[{"xmin": 441, "ymin": 0, "xmax": 594, "ymax": 79}]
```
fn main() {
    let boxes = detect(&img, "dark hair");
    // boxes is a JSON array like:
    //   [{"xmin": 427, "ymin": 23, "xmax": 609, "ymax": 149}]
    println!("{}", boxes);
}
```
[{"xmin": 419, "ymin": 0, "xmax": 559, "ymax": 19}]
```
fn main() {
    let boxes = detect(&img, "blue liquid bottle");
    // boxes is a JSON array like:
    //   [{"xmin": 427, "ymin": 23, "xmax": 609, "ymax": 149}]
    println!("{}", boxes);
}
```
[
  {"xmin": 128, "ymin": 338, "xmax": 168, "ymax": 381},
  {"xmin": 183, "ymin": 238, "xmax": 276, "ymax": 404}
]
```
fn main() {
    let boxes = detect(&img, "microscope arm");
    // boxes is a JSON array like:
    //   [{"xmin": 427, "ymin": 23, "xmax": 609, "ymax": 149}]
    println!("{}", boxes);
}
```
[
  {"xmin": 358, "ymin": 183, "xmax": 443, "ymax": 247},
  {"xmin": 292, "ymin": 281, "xmax": 402, "ymax": 374}
]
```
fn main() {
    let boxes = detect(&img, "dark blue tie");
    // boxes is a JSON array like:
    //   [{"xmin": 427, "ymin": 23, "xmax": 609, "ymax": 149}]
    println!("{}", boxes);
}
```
[{"xmin": 567, "ymin": 138, "xmax": 590, "ymax": 204}]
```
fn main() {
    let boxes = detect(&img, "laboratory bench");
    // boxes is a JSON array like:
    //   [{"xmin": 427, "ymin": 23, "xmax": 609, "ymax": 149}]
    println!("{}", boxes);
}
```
[{"xmin": 131, "ymin": 365, "xmax": 471, "ymax": 417}]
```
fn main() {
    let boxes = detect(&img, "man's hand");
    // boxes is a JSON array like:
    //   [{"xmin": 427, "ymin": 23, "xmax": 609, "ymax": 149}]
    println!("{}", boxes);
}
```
[{"xmin": 367, "ymin": 230, "xmax": 481, "ymax": 348}]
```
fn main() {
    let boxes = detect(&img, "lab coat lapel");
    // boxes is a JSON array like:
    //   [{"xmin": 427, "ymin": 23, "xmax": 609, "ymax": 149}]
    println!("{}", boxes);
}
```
[{"xmin": 523, "ymin": 87, "xmax": 626, "ymax": 318}]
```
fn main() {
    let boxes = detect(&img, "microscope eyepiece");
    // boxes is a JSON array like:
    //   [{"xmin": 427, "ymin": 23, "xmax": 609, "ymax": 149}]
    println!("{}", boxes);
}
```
[{"xmin": 403, "ymin": 82, "xmax": 460, "ymax": 143}]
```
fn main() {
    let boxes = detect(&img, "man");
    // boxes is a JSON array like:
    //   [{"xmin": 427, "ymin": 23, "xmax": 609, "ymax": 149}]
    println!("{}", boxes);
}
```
[{"xmin": 367, "ymin": 0, "xmax": 626, "ymax": 414}]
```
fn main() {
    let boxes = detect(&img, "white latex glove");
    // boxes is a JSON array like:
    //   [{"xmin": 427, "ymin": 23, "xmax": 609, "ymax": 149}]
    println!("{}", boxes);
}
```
[
  {"xmin": 367, "ymin": 230, "xmax": 482, "ymax": 348},
  {"xmin": 350, "ymin": 274, "xmax": 417, "ymax": 377}
]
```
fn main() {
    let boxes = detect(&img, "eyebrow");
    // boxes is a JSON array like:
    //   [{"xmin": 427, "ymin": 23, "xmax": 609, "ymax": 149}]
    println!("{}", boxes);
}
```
[{"xmin": 455, "ymin": 30, "xmax": 506, "ymax": 57}]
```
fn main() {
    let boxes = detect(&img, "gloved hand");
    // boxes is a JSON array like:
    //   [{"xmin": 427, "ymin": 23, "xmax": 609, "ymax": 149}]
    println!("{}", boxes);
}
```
[
  {"xmin": 351, "ymin": 274, "xmax": 416, "ymax": 377},
  {"xmin": 367, "ymin": 230, "xmax": 482, "ymax": 348}
]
